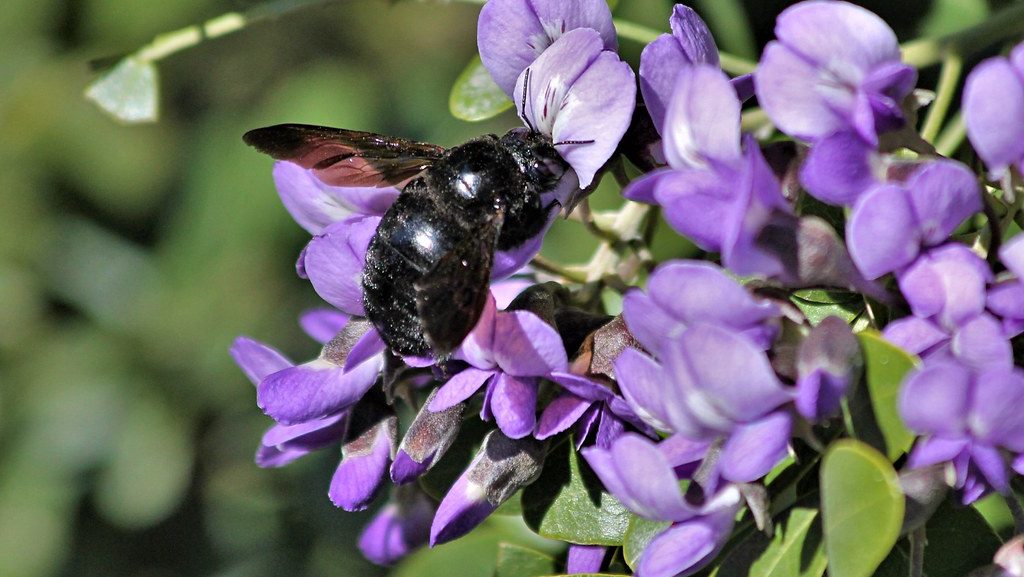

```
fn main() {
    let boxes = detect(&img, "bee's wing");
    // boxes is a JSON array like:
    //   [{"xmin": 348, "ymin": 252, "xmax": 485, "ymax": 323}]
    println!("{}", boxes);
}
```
[
  {"xmin": 243, "ymin": 124, "xmax": 445, "ymax": 188},
  {"xmin": 413, "ymin": 210, "xmax": 504, "ymax": 359}
]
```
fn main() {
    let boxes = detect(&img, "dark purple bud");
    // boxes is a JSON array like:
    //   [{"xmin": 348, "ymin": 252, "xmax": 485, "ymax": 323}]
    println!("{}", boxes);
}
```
[
  {"xmin": 391, "ymin": 388, "xmax": 466, "ymax": 485},
  {"xmin": 430, "ymin": 430, "xmax": 545, "ymax": 545}
]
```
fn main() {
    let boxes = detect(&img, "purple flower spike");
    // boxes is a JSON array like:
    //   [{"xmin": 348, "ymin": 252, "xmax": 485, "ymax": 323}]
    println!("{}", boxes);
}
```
[
  {"xmin": 514, "ymin": 28, "xmax": 636, "ymax": 187},
  {"xmin": 358, "ymin": 485, "xmax": 434, "ymax": 566},
  {"xmin": 329, "ymin": 405, "xmax": 397, "ymax": 511},
  {"xmin": 639, "ymin": 5, "xmax": 721, "ymax": 132},
  {"xmin": 272, "ymin": 161, "xmax": 398, "ymax": 235},
  {"xmin": 302, "ymin": 215, "xmax": 381, "ymax": 316},
  {"xmin": 964, "ymin": 42, "xmax": 1024, "ymax": 181},
  {"xmin": 477, "ymin": 0, "xmax": 616, "ymax": 97},
  {"xmin": 901, "ymin": 360, "xmax": 1024, "ymax": 504},
  {"xmin": 622, "ymin": 260, "xmax": 779, "ymax": 356},
  {"xmin": 430, "ymin": 293, "xmax": 568, "ymax": 439},
  {"xmin": 756, "ymin": 1, "xmax": 916, "ymax": 145},
  {"xmin": 847, "ymin": 160, "xmax": 981, "ymax": 280},
  {"xmin": 430, "ymin": 431, "xmax": 544, "ymax": 545}
]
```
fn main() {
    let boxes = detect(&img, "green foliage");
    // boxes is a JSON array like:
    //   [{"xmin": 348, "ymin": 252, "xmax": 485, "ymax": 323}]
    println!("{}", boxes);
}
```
[
  {"xmin": 820, "ymin": 440, "xmax": 904, "ymax": 577},
  {"xmin": 710, "ymin": 507, "xmax": 827, "ymax": 577},
  {"xmin": 848, "ymin": 331, "xmax": 918, "ymax": 460},
  {"xmin": 495, "ymin": 543, "xmax": 557, "ymax": 577},
  {"xmin": 523, "ymin": 440, "xmax": 633, "ymax": 545},
  {"xmin": 622, "ymin": 515, "xmax": 671, "ymax": 570},
  {"xmin": 790, "ymin": 290, "xmax": 864, "ymax": 326},
  {"xmin": 449, "ymin": 55, "xmax": 514, "ymax": 122}
]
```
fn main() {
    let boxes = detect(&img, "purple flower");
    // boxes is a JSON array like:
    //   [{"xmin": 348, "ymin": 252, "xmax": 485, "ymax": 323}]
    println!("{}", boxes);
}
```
[
  {"xmin": 429, "ymin": 293, "xmax": 568, "ymax": 439},
  {"xmin": 614, "ymin": 323, "xmax": 793, "ymax": 483},
  {"xmin": 583, "ymin": 434, "xmax": 742, "ymax": 577},
  {"xmin": 514, "ymin": 28, "xmax": 636, "ymax": 187},
  {"xmin": 230, "ymin": 337, "xmax": 349, "ymax": 467},
  {"xmin": 299, "ymin": 307, "xmax": 349, "ymax": 344},
  {"xmin": 621, "ymin": 260, "xmax": 779, "ymax": 357},
  {"xmin": 638, "ymin": 5, "xmax": 722, "ymax": 133},
  {"xmin": 567, "ymin": 545, "xmax": 607, "ymax": 574},
  {"xmin": 1002, "ymin": 234, "xmax": 1024, "ymax": 280},
  {"xmin": 897, "ymin": 244, "xmax": 992, "ymax": 331},
  {"xmin": 795, "ymin": 316, "xmax": 860, "ymax": 421},
  {"xmin": 477, "ymin": 0, "xmax": 616, "ymax": 98},
  {"xmin": 329, "ymin": 399, "xmax": 398, "ymax": 511},
  {"xmin": 846, "ymin": 160, "xmax": 981, "ymax": 279},
  {"xmin": 257, "ymin": 319, "xmax": 385, "ymax": 425},
  {"xmin": 964, "ymin": 42, "xmax": 1024, "ymax": 182},
  {"xmin": 624, "ymin": 65, "xmax": 791, "ymax": 278},
  {"xmin": 799, "ymin": 131, "xmax": 884, "ymax": 206},
  {"xmin": 900, "ymin": 359, "xmax": 1024, "ymax": 504},
  {"xmin": 272, "ymin": 161, "xmax": 399, "ymax": 235},
  {"xmin": 358, "ymin": 485, "xmax": 434, "ymax": 565},
  {"xmin": 756, "ymin": 1, "xmax": 916, "ymax": 145},
  {"xmin": 535, "ymin": 371, "xmax": 653, "ymax": 448},
  {"xmin": 391, "ymin": 388, "xmax": 465, "ymax": 484},
  {"xmin": 430, "ymin": 430, "xmax": 544, "ymax": 545},
  {"xmin": 301, "ymin": 215, "xmax": 381, "ymax": 316}
]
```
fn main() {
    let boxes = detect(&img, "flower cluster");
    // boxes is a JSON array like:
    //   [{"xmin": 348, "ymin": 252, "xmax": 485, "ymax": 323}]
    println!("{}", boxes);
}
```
[{"xmin": 234, "ymin": 0, "xmax": 1024, "ymax": 575}]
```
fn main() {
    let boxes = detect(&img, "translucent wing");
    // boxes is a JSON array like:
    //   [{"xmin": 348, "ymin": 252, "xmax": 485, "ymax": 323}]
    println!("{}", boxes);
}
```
[
  {"xmin": 414, "ymin": 211, "xmax": 504, "ymax": 359},
  {"xmin": 243, "ymin": 123, "xmax": 445, "ymax": 188}
]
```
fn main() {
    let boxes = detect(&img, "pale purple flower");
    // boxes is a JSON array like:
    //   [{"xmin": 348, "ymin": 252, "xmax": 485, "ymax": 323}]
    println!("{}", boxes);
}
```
[
  {"xmin": 897, "ymin": 244, "xmax": 992, "ymax": 331},
  {"xmin": 794, "ymin": 316, "xmax": 860, "ymax": 421},
  {"xmin": 964, "ymin": 42, "xmax": 1024, "ymax": 182},
  {"xmin": 358, "ymin": 485, "xmax": 434, "ymax": 566},
  {"xmin": 272, "ymin": 161, "xmax": 399, "ymax": 235},
  {"xmin": 900, "ymin": 359, "xmax": 1024, "ymax": 504},
  {"xmin": 299, "ymin": 308, "xmax": 349, "ymax": 344},
  {"xmin": 621, "ymin": 260, "xmax": 779, "ymax": 358},
  {"xmin": 846, "ymin": 160, "xmax": 981, "ymax": 279},
  {"xmin": 756, "ymin": 1, "xmax": 917, "ymax": 145},
  {"xmin": 302, "ymin": 215, "xmax": 381, "ymax": 316},
  {"xmin": 638, "ymin": 5, "xmax": 721, "ymax": 133},
  {"xmin": 1002, "ymin": 234, "xmax": 1024, "ymax": 280},
  {"xmin": 428, "ymin": 293, "xmax": 568, "ymax": 439},
  {"xmin": 567, "ymin": 545, "xmax": 607, "ymax": 574},
  {"xmin": 799, "ymin": 131, "xmax": 883, "ymax": 206},
  {"xmin": 430, "ymin": 431, "xmax": 544, "ymax": 545},
  {"xmin": 230, "ymin": 336, "xmax": 349, "ymax": 468},
  {"xmin": 614, "ymin": 323, "xmax": 793, "ymax": 483},
  {"xmin": 514, "ymin": 28, "xmax": 636, "ymax": 187},
  {"xmin": 477, "ymin": 0, "xmax": 616, "ymax": 97},
  {"xmin": 624, "ymin": 65, "xmax": 791, "ymax": 278},
  {"xmin": 583, "ymin": 434, "xmax": 742, "ymax": 577},
  {"xmin": 257, "ymin": 319, "xmax": 385, "ymax": 425}
]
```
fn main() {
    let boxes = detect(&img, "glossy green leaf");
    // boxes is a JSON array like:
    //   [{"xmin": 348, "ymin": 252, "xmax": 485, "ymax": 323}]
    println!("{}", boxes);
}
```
[
  {"xmin": 709, "ymin": 507, "xmax": 826, "ymax": 577},
  {"xmin": 495, "ymin": 543, "xmax": 557, "ymax": 577},
  {"xmin": 791, "ymin": 290, "xmax": 863, "ymax": 325},
  {"xmin": 820, "ymin": 440, "xmax": 904, "ymax": 577},
  {"xmin": 522, "ymin": 440, "xmax": 632, "ymax": 545},
  {"xmin": 851, "ymin": 331, "xmax": 918, "ymax": 460},
  {"xmin": 84, "ymin": 56, "xmax": 159, "ymax": 123},
  {"xmin": 449, "ymin": 55, "xmax": 513, "ymax": 122},
  {"xmin": 622, "ymin": 515, "xmax": 671, "ymax": 570}
]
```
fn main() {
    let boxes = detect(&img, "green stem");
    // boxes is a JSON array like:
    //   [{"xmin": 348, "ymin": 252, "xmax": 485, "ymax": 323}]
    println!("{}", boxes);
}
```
[
  {"xmin": 612, "ymin": 18, "xmax": 757, "ymax": 76},
  {"xmin": 908, "ymin": 527, "xmax": 926, "ymax": 577},
  {"xmin": 919, "ymin": 52, "xmax": 962, "ymax": 144},
  {"xmin": 131, "ymin": 0, "xmax": 341, "ymax": 64},
  {"xmin": 901, "ymin": 2, "xmax": 1024, "ymax": 68},
  {"xmin": 934, "ymin": 112, "xmax": 966, "ymax": 157}
]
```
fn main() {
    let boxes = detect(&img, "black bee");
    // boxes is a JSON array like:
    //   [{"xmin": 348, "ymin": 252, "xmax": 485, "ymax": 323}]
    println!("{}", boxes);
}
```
[{"xmin": 243, "ymin": 124, "xmax": 574, "ymax": 359}]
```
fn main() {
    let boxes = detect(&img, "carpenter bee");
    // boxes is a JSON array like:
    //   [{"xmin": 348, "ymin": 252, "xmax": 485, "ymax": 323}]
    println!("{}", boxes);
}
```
[{"xmin": 243, "ymin": 123, "xmax": 576, "ymax": 359}]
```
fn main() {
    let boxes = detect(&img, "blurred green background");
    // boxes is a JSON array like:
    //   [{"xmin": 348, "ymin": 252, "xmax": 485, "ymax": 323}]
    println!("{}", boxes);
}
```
[{"xmin": 0, "ymin": 0, "xmax": 1009, "ymax": 576}]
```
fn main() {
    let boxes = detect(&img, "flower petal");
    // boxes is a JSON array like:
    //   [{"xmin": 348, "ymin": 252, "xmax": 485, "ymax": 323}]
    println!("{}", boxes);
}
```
[
  {"xmin": 756, "ymin": 41, "xmax": 847, "ymax": 142},
  {"xmin": 613, "ymin": 347, "xmax": 675, "ymax": 433},
  {"xmin": 535, "ymin": 392, "xmax": 593, "ymax": 440},
  {"xmin": 489, "ymin": 372, "xmax": 539, "ymax": 439},
  {"xmin": 970, "ymin": 367, "xmax": 1024, "ymax": 451},
  {"xmin": 329, "ymin": 416, "xmax": 396, "ymax": 511},
  {"xmin": 719, "ymin": 411, "xmax": 792, "ymax": 482},
  {"xmin": 257, "ymin": 357, "xmax": 382, "ymax": 425},
  {"xmin": 846, "ymin": 185, "xmax": 919, "ymax": 279},
  {"xmin": 493, "ymin": 310, "xmax": 568, "ymax": 376},
  {"xmin": 231, "ymin": 336, "xmax": 293, "ymax": 386},
  {"xmin": 299, "ymin": 308, "xmax": 349, "ymax": 344},
  {"xmin": 899, "ymin": 362, "xmax": 971, "ymax": 437},
  {"xmin": 1001, "ymin": 234, "xmax": 1024, "ymax": 280},
  {"xmin": 905, "ymin": 160, "xmax": 981, "ymax": 246},
  {"xmin": 304, "ymin": 216, "xmax": 381, "ymax": 316},
  {"xmin": 952, "ymin": 314, "xmax": 1012, "ymax": 370},
  {"xmin": 358, "ymin": 491, "xmax": 433, "ymax": 566},
  {"xmin": 429, "ymin": 367, "xmax": 495, "ymax": 411},
  {"xmin": 662, "ymin": 64, "xmax": 741, "ymax": 169},
  {"xmin": 799, "ymin": 131, "xmax": 880, "ymax": 206},
  {"xmin": 774, "ymin": 1, "xmax": 899, "ymax": 72},
  {"xmin": 964, "ymin": 56, "xmax": 1024, "ymax": 179}
]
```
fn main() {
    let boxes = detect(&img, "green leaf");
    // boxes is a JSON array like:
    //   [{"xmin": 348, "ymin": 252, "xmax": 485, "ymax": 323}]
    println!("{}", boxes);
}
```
[
  {"xmin": 791, "ymin": 290, "xmax": 863, "ymax": 325},
  {"xmin": 919, "ymin": 0, "xmax": 988, "ymax": 37},
  {"xmin": 850, "ymin": 331, "xmax": 917, "ymax": 460},
  {"xmin": 709, "ymin": 507, "xmax": 827, "ymax": 577},
  {"xmin": 874, "ymin": 498, "xmax": 1002, "ymax": 577},
  {"xmin": 622, "ymin": 515, "xmax": 671, "ymax": 570},
  {"xmin": 522, "ymin": 440, "xmax": 632, "ymax": 545},
  {"xmin": 495, "ymin": 543, "xmax": 557, "ymax": 577},
  {"xmin": 84, "ymin": 56, "xmax": 159, "ymax": 124},
  {"xmin": 449, "ymin": 55, "xmax": 513, "ymax": 122},
  {"xmin": 820, "ymin": 440, "xmax": 904, "ymax": 577}
]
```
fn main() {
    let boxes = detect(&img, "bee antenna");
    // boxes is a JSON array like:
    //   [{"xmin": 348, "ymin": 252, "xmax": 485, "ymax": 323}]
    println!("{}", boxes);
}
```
[
  {"xmin": 553, "ymin": 139, "xmax": 595, "ymax": 146},
  {"xmin": 519, "ymin": 68, "xmax": 538, "ymax": 134}
]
